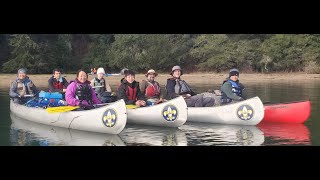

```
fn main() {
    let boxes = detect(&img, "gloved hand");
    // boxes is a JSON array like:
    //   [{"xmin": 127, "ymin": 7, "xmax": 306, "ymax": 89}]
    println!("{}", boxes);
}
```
[{"xmin": 79, "ymin": 101, "xmax": 89, "ymax": 109}]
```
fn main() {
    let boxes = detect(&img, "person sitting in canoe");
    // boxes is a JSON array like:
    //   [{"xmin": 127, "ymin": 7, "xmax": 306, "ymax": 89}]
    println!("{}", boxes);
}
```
[
  {"xmin": 220, "ymin": 68, "xmax": 247, "ymax": 104},
  {"xmin": 90, "ymin": 67, "xmax": 115, "ymax": 103},
  {"xmin": 117, "ymin": 70, "xmax": 146, "ymax": 107},
  {"xmin": 140, "ymin": 69, "xmax": 165, "ymax": 106},
  {"xmin": 48, "ymin": 68, "xmax": 69, "ymax": 97},
  {"xmin": 166, "ymin": 65, "xmax": 215, "ymax": 107},
  {"xmin": 65, "ymin": 70, "xmax": 101, "ymax": 110},
  {"xmin": 9, "ymin": 68, "xmax": 39, "ymax": 104}
]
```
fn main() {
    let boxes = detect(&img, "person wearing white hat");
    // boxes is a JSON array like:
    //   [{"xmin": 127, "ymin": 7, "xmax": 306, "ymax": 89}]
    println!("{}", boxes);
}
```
[
  {"xmin": 166, "ymin": 65, "xmax": 215, "ymax": 107},
  {"xmin": 220, "ymin": 68, "xmax": 246, "ymax": 104},
  {"xmin": 90, "ymin": 67, "xmax": 113, "ymax": 103},
  {"xmin": 9, "ymin": 68, "xmax": 39, "ymax": 104},
  {"xmin": 140, "ymin": 69, "xmax": 165, "ymax": 106}
]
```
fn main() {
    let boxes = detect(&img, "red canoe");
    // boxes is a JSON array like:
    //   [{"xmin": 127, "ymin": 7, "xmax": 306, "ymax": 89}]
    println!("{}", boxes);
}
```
[{"xmin": 262, "ymin": 100, "xmax": 311, "ymax": 123}]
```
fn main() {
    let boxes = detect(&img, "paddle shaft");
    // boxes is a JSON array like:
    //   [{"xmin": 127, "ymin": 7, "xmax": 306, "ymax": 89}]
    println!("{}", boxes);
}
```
[{"xmin": 105, "ymin": 73, "xmax": 121, "ymax": 77}]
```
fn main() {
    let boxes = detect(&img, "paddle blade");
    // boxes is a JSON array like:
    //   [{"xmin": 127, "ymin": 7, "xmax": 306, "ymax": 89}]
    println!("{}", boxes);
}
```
[
  {"xmin": 126, "ymin": 105, "xmax": 138, "ymax": 109},
  {"xmin": 46, "ymin": 106, "xmax": 80, "ymax": 113}
]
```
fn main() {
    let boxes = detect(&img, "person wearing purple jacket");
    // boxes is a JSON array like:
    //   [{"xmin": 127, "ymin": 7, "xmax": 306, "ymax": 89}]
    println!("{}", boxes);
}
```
[{"xmin": 66, "ymin": 70, "xmax": 101, "ymax": 110}]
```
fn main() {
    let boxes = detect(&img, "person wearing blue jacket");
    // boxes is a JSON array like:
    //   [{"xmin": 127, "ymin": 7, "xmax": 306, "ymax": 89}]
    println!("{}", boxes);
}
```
[{"xmin": 220, "ymin": 68, "xmax": 247, "ymax": 104}]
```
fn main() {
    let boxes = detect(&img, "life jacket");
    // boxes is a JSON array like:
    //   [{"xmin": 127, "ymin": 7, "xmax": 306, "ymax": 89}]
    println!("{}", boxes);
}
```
[
  {"xmin": 174, "ymin": 78, "xmax": 192, "ymax": 95},
  {"xmin": 126, "ymin": 85, "xmax": 137, "ymax": 101},
  {"xmin": 52, "ymin": 78, "xmax": 63, "ymax": 90},
  {"xmin": 144, "ymin": 80, "xmax": 160, "ymax": 98},
  {"xmin": 75, "ymin": 81, "xmax": 93, "ymax": 105},
  {"xmin": 16, "ymin": 78, "xmax": 34, "ymax": 96},
  {"xmin": 221, "ymin": 80, "xmax": 242, "ymax": 104},
  {"xmin": 93, "ymin": 77, "xmax": 106, "ymax": 94},
  {"xmin": 117, "ymin": 79, "xmax": 139, "ymax": 101}
]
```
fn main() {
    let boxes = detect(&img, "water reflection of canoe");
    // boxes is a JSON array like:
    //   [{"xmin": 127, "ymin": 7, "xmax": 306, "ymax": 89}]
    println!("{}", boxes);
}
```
[
  {"xmin": 257, "ymin": 122, "xmax": 310, "ymax": 145},
  {"xmin": 10, "ymin": 113, "xmax": 125, "ymax": 146},
  {"xmin": 127, "ymin": 96, "xmax": 188, "ymax": 127},
  {"xmin": 119, "ymin": 125, "xmax": 187, "ymax": 146},
  {"xmin": 10, "ymin": 99, "xmax": 127, "ymax": 134},
  {"xmin": 179, "ymin": 122, "xmax": 265, "ymax": 146},
  {"xmin": 188, "ymin": 97, "xmax": 265, "ymax": 125},
  {"xmin": 262, "ymin": 100, "xmax": 311, "ymax": 123}
]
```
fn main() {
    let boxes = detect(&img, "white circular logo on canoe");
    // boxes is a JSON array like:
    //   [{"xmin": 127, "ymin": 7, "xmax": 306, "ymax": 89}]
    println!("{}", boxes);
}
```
[
  {"xmin": 237, "ymin": 104, "xmax": 254, "ymax": 121},
  {"xmin": 102, "ymin": 109, "xmax": 117, "ymax": 127},
  {"xmin": 162, "ymin": 105, "xmax": 178, "ymax": 122}
]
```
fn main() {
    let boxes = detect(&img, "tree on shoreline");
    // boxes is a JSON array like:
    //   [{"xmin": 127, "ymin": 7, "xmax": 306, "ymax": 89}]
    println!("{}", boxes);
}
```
[{"xmin": 1, "ymin": 34, "xmax": 320, "ymax": 74}]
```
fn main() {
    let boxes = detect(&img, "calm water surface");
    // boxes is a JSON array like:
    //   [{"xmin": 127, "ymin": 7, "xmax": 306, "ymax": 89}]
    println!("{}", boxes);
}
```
[{"xmin": 1, "ymin": 80, "xmax": 319, "ymax": 146}]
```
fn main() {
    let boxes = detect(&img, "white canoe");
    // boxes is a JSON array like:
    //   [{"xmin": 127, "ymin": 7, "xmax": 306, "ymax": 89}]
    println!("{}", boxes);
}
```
[
  {"xmin": 187, "ymin": 96, "xmax": 264, "ymax": 125},
  {"xmin": 119, "ymin": 124, "xmax": 187, "ymax": 146},
  {"xmin": 10, "ymin": 113, "xmax": 125, "ymax": 146},
  {"xmin": 179, "ymin": 122, "xmax": 265, "ymax": 146},
  {"xmin": 127, "ymin": 96, "xmax": 188, "ymax": 127},
  {"xmin": 10, "ymin": 99, "xmax": 127, "ymax": 134}
]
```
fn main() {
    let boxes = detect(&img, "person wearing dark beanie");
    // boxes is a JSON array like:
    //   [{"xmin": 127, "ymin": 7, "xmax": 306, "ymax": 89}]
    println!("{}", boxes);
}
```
[
  {"xmin": 229, "ymin": 68, "xmax": 239, "ymax": 78},
  {"xmin": 220, "ymin": 68, "xmax": 246, "ymax": 104}
]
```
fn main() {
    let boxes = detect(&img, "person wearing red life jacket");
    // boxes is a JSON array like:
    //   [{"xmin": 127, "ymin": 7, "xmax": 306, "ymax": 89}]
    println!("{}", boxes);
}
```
[
  {"xmin": 117, "ymin": 70, "xmax": 146, "ymax": 107},
  {"xmin": 140, "ymin": 69, "xmax": 165, "ymax": 106},
  {"xmin": 48, "ymin": 68, "xmax": 69, "ymax": 96}
]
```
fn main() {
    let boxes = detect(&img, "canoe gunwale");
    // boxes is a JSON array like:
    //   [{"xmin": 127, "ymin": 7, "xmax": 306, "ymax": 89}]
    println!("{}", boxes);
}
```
[{"xmin": 264, "ymin": 100, "xmax": 311, "ymax": 106}]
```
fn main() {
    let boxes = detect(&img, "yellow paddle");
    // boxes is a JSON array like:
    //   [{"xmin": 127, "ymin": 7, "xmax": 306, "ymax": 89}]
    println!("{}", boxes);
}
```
[
  {"xmin": 126, "ymin": 105, "xmax": 138, "ymax": 109},
  {"xmin": 46, "ymin": 106, "xmax": 80, "ymax": 113},
  {"xmin": 46, "ymin": 104, "xmax": 137, "ymax": 113}
]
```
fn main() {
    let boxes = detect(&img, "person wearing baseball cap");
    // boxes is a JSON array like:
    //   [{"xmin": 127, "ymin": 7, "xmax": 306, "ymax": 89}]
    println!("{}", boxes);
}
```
[
  {"xmin": 220, "ymin": 68, "xmax": 247, "ymax": 104},
  {"xmin": 9, "ymin": 68, "xmax": 39, "ymax": 104}
]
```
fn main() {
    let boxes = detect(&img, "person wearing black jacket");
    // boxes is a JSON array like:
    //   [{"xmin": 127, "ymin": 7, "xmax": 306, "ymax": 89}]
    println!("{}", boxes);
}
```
[{"xmin": 117, "ymin": 70, "xmax": 146, "ymax": 107}]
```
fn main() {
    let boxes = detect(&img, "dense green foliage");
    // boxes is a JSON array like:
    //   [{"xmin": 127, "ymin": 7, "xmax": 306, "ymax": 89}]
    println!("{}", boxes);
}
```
[{"xmin": 1, "ymin": 34, "xmax": 320, "ymax": 74}]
